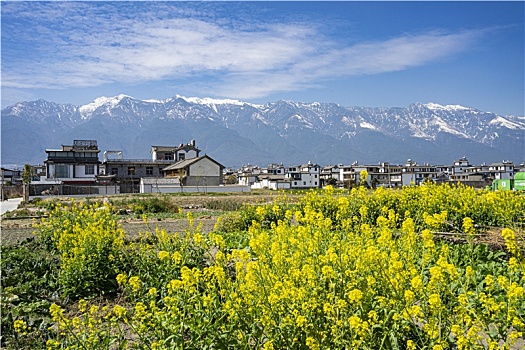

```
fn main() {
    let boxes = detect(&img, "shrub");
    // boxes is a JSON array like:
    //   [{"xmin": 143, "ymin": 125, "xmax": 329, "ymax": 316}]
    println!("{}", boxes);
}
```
[
  {"xmin": 128, "ymin": 195, "xmax": 180, "ymax": 214},
  {"xmin": 35, "ymin": 201, "xmax": 125, "ymax": 298}
]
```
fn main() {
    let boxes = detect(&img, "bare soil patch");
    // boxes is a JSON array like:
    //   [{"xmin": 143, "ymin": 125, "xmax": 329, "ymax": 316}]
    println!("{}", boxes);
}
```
[{"xmin": 1, "ymin": 215, "xmax": 218, "ymax": 246}]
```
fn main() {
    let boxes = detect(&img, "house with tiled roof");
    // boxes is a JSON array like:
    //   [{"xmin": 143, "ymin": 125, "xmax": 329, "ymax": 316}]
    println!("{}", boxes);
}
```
[
  {"xmin": 151, "ymin": 140, "xmax": 200, "ymax": 161},
  {"xmin": 162, "ymin": 155, "xmax": 224, "ymax": 186},
  {"xmin": 286, "ymin": 161, "xmax": 321, "ymax": 189}
]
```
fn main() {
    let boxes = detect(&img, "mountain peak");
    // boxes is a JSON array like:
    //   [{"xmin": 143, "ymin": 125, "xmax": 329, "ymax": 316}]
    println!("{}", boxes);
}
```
[
  {"xmin": 79, "ymin": 94, "xmax": 133, "ymax": 118},
  {"xmin": 2, "ymin": 95, "xmax": 524, "ymax": 166},
  {"xmin": 423, "ymin": 102, "xmax": 474, "ymax": 112}
]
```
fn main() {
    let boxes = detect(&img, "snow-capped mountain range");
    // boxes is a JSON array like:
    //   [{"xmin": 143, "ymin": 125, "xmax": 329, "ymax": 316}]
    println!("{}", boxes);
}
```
[{"xmin": 2, "ymin": 94, "xmax": 524, "ymax": 167}]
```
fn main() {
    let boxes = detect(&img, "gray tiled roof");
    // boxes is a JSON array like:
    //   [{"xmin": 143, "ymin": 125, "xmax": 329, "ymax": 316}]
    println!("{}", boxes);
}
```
[{"xmin": 162, "ymin": 156, "xmax": 205, "ymax": 171}]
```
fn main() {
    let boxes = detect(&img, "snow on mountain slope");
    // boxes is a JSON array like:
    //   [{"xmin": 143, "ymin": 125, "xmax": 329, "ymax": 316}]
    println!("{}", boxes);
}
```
[
  {"xmin": 79, "ymin": 94, "xmax": 132, "ymax": 118},
  {"xmin": 489, "ymin": 116, "xmax": 525, "ymax": 130},
  {"xmin": 2, "ymin": 95, "xmax": 524, "ymax": 166}
]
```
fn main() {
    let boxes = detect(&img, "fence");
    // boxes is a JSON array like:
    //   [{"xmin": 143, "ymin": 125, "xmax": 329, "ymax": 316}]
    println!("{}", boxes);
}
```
[{"xmin": 29, "ymin": 184, "xmax": 121, "ymax": 197}]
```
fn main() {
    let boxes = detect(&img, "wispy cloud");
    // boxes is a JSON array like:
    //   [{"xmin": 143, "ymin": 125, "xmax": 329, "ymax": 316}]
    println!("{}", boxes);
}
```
[{"xmin": 2, "ymin": 2, "xmax": 487, "ymax": 100}]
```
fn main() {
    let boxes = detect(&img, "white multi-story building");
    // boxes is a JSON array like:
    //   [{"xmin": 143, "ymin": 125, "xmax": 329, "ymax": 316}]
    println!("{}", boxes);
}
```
[
  {"xmin": 44, "ymin": 140, "xmax": 101, "ymax": 184},
  {"xmin": 287, "ymin": 161, "xmax": 321, "ymax": 188},
  {"xmin": 488, "ymin": 161, "xmax": 515, "ymax": 179}
]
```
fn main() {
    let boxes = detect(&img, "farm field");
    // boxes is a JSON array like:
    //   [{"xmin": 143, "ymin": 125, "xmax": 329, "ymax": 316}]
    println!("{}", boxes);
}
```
[{"xmin": 1, "ymin": 184, "xmax": 524, "ymax": 349}]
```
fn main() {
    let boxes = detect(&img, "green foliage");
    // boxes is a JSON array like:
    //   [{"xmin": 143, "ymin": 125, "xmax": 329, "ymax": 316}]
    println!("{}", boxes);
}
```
[
  {"xmin": 35, "ymin": 202, "xmax": 125, "ymax": 298},
  {"xmin": 128, "ymin": 195, "xmax": 180, "ymax": 214},
  {"xmin": 22, "ymin": 164, "xmax": 32, "ymax": 185},
  {"xmin": 110, "ymin": 195, "xmax": 180, "ymax": 214},
  {"xmin": 204, "ymin": 198, "xmax": 244, "ymax": 211},
  {"xmin": 1, "ymin": 239, "xmax": 58, "ymax": 349},
  {"xmin": 7, "ymin": 185, "xmax": 525, "ymax": 349}
]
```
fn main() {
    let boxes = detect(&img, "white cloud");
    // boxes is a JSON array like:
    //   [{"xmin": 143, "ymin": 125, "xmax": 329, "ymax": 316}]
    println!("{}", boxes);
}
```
[
  {"xmin": 1, "ymin": 88, "xmax": 38, "ymax": 106},
  {"xmin": 2, "ymin": 2, "xmax": 486, "ymax": 101}
]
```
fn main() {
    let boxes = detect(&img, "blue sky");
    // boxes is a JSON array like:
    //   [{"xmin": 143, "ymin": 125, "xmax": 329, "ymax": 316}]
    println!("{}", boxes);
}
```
[{"xmin": 2, "ymin": 1, "xmax": 524, "ymax": 116}]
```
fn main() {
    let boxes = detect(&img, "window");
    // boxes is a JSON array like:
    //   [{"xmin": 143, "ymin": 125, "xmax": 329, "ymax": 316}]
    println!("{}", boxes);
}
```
[
  {"xmin": 111, "ymin": 168, "xmax": 118, "ymax": 175},
  {"xmin": 294, "ymin": 181, "xmax": 297, "ymax": 186},
  {"xmin": 314, "ymin": 174, "xmax": 318, "ymax": 178},
  {"xmin": 164, "ymin": 153, "xmax": 173, "ymax": 160},
  {"xmin": 146, "ymin": 167, "xmax": 153, "ymax": 176},
  {"xmin": 315, "ymin": 181, "xmax": 317, "ymax": 186},
  {"xmin": 303, "ymin": 181, "xmax": 306, "ymax": 185},
  {"xmin": 85, "ymin": 165, "xmax": 95, "ymax": 175},
  {"xmin": 128, "ymin": 167, "xmax": 136, "ymax": 176},
  {"xmin": 178, "ymin": 153, "xmax": 185, "ymax": 161},
  {"xmin": 55, "ymin": 165, "xmax": 69, "ymax": 178}
]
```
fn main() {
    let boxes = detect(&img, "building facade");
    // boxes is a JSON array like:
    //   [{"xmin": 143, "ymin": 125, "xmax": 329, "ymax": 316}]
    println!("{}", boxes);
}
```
[
  {"xmin": 286, "ymin": 162, "xmax": 321, "ymax": 189},
  {"xmin": 44, "ymin": 140, "xmax": 101, "ymax": 184},
  {"xmin": 162, "ymin": 155, "xmax": 224, "ymax": 186},
  {"xmin": 151, "ymin": 141, "xmax": 200, "ymax": 161}
]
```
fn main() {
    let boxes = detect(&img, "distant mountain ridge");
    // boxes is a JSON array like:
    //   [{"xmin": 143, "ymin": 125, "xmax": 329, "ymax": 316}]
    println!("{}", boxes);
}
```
[{"xmin": 2, "ymin": 95, "xmax": 524, "ymax": 167}]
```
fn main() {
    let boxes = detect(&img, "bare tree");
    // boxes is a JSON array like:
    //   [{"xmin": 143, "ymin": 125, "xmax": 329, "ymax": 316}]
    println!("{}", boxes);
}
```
[{"xmin": 175, "ymin": 168, "xmax": 186, "ymax": 192}]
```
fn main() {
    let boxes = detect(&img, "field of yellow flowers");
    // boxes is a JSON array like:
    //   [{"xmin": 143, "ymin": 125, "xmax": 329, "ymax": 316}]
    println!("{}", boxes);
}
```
[{"xmin": 3, "ymin": 183, "xmax": 524, "ymax": 349}]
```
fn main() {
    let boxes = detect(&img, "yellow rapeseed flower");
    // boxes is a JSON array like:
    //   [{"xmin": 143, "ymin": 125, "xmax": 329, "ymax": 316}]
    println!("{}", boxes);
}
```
[
  {"xmin": 116, "ymin": 273, "xmax": 128, "ymax": 286},
  {"xmin": 158, "ymin": 250, "xmax": 170, "ymax": 261},
  {"xmin": 13, "ymin": 319, "xmax": 28, "ymax": 334},
  {"xmin": 113, "ymin": 305, "xmax": 127, "ymax": 319},
  {"xmin": 128, "ymin": 276, "xmax": 141, "ymax": 292}
]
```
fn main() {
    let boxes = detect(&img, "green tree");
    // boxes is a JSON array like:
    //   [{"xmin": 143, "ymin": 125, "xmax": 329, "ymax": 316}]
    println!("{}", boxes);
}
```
[
  {"xmin": 359, "ymin": 169, "xmax": 369, "ymax": 187},
  {"xmin": 326, "ymin": 177, "xmax": 338, "ymax": 187},
  {"xmin": 224, "ymin": 174, "xmax": 237, "ymax": 185},
  {"xmin": 22, "ymin": 164, "xmax": 32, "ymax": 203}
]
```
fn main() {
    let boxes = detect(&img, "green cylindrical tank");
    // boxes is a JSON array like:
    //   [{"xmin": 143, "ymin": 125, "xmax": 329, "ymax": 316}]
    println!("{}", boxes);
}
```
[{"xmin": 514, "ymin": 172, "xmax": 525, "ymax": 191}]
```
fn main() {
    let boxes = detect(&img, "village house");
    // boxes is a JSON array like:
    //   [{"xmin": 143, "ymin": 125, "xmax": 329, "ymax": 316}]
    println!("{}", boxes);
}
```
[
  {"xmin": 43, "ymin": 140, "xmax": 101, "ymax": 184},
  {"xmin": 151, "ymin": 140, "xmax": 200, "ymax": 161},
  {"xmin": 451, "ymin": 157, "xmax": 471, "ymax": 176},
  {"xmin": 100, "ymin": 151, "xmax": 172, "ymax": 183},
  {"xmin": 250, "ymin": 173, "xmax": 291, "ymax": 190},
  {"xmin": 320, "ymin": 165, "xmax": 341, "ymax": 186},
  {"xmin": 162, "ymin": 155, "xmax": 224, "ymax": 187},
  {"xmin": 375, "ymin": 162, "xmax": 403, "ymax": 187},
  {"xmin": 248, "ymin": 163, "xmax": 290, "ymax": 190},
  {"xmin": 446, "ymin": 158, "xmax": 515, "ymax": 187},
  {"xmin": 237, "ymin": 164, "xmax": 262, "ymax": 187},
  {"xmin": 339, "ymin": 162, "xmax": 381, "ymax": 187},
  {"xmin": 401, "ymin": 159, "xmax": 441, "ymax": 185},
  {"xmin": 99, "ymin": 141, "xmax": 203, "ymax": 191},
  {"xmin": 286, "ymin": 161, "xmax": 321, "ymax": 189},
  {"xmin": 0, "ymin": 167, "xmax": 22, "ymax": 185},
  {"xmin": 488, "ymin": 161, "xmax": 514, "ymax": 180}
]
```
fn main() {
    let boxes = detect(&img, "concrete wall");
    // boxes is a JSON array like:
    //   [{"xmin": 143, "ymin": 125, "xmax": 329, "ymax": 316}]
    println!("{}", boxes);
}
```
[
  {"xmin": 104, "ymin": 163, "xmax": 165, "ymax": 179},
  {"xmin": 185, "ymin": 158, "xmax": 222, "ymax": 186},
  {"xmin": 252, "ymin": 180, "xmax": 291, "ymax": 190},
  {"xmin": 141, "ymin": 183, "xmax": 250, "ymax": 194},
  {"xmin": 47, "ymin": 164, "xmax": 98, "ymax": 181},
  {"xmin": 186, "ymin": 176, "xmax": 221, "ymax": 186},
  {"xmin": 74, "ymin": 164, "xmax": 99, "ymax": 178},
  {"xmin": 289, "ymin": 173, "xmax": 320, "ymax": 188}
]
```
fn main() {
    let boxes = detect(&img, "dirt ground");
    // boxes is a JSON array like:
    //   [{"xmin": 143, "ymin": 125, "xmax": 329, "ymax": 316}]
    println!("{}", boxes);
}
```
[
  {"xmin": 0, "ymin": 216, "xmax": 219, "ymax": 246},
  {"xmin": 0, "ymin": 192, "xmax": 288, "ymax": 246},
  {"xmin": 1, "ymin": 192, "xmax": 522, "ymax": 250}
]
